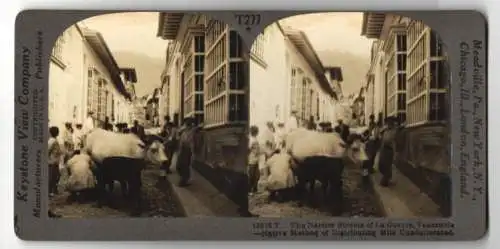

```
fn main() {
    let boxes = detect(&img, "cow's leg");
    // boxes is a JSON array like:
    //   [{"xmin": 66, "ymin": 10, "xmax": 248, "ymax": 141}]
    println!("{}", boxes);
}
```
[
  {"xmin": 294, "ymin": 171, "xmax": 307, "ymax": 207},
  {"xmin": 92, "ymin": 163, "xmax": 106, "ymax": 208},
  {"xmin": 129, "ymin": 169, "xmax": 143, "ymax": 217},
  {"xmin": 107, "ymin": 180, "xmax": 115, "ymax": 193},
  {"xmin": 119, "ymin": 180, "xmax": 128, "ymax": 197},
  {"xmin": 307, "ymin": 179, "xmax": 319, "ymax": 207},
  {"xmin": 66, "ymin": 191, "xmax": 77, "ymax": 204},
  {"xmin": 306, "ymin": 157, "xmax": 322, "ymax": 207},
  {"xmin": 328, "ymin": 159, "xmax": 345, "ymax": 216},
  {"xmin": 320, "ymin": 178, "xmax": 330, "ymax": 205}
]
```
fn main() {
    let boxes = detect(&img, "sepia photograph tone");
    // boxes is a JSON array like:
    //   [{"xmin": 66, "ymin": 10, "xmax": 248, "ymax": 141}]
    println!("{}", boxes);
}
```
[
  {"xmin": 47, "ymin": 12, "xmax": 252, "ymax": 218},
  {"xmin": 46, "ymin": 11, "xmax": 451, "ymax": 220},
  {"xmin": 247, "ymin": 12, "xmax": 451, "ymax": 218}
]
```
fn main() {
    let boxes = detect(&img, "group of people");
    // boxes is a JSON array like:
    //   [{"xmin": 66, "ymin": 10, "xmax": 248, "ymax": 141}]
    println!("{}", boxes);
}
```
[
  {"xmin": 158, "ymin": 115, "xmax": 200, "ymax": 187},
  {"xmin": 247, "ymin": 110, "xmax": 402, "ymax": 198},
  {"xmin": 247, "ymin": 111, "xmax": 340, "ymax": 197},
  {"xmin": 47, "ymin": 111, "xmax": 150, "ymax": 198},
  {"xmin": 362, "ymin": 114, "xmax": 401, "ymax": 187}
]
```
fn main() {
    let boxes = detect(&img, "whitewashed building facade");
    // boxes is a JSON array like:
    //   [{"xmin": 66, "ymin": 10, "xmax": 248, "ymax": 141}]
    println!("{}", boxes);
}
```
[
  {"xmin": 114, "ymin": 68, "xmax": 137, "ymax": 125},
  {"xmin": 49, "ymin": 24, "xmax": 133, "ymax": 130},
  {"xmin": 249, "ymin": 24, "xmax": 339, "ymax": 132}
]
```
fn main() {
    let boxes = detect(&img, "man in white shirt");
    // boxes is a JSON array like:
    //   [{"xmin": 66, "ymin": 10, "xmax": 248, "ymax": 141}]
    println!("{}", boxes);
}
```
[
  {"xmin": 72, "ymin": 124, "xmax": 84, "ymax": 153},
  {"xmin": 285, "ymin": 110, "xmax": 299, "ymax": 134},
  {"xmin": 83, "ymin": 111, "xmax": 95, "ymax": 136}
]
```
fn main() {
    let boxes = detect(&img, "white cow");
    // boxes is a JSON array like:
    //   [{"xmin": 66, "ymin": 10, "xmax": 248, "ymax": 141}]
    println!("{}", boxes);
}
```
[
  {"xmin": 84, "ymin": 128, "xmax": 168, "ymax": 165},
  {"xmin": 83, "ymin": 128, "xmax": 168, "ymax": 215},
  {"xmin": 282, "ymin": 128, "xmax": 369, "ymax": 215},
  {"xmin": 284, "ymin": 128, "xmax": 368, "ymax": 166}
]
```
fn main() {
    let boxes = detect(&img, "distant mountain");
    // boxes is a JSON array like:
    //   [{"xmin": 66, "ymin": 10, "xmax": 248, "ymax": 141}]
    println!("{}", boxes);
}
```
[
  {"xmin": 317, "ymin": 50, "xmax": 371, "ymax": 97},
  {"xmin": 112, "ymin": 51, "xmax": 165, "ymax": 98}
]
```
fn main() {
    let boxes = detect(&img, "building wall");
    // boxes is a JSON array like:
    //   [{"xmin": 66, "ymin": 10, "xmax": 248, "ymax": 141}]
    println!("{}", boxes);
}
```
[
  {"xmin": 249, "ymin": 23, "xmax": 337, "ymax": 134},
  {"xmin": 287, "ymin": 40, "xmax": 334, "ymax": 126},
  {"xmin": 113, "ymin": 95, "xmax": 131, "ymax": 124},
  {"xmin": 163, "ymin": 44, "xmax": 182, "ymax": 123},
  {"xmin": 364, "ymin": 16, "xmax": 451, "ymax": 216},
  {"xmin": 372, "ymin": 49, "xmax": 386, "ymax": 119},
  {"xmin": 48, "ymin": 25, "xmax": 85, "ymax": 129},
  {"xmin": 49, "ymin": 24, "xmax": 131, "ymax": 131},
  {"xmin": 158, "ymin": 79, "xmax": 169, "ymax": 126},
  {"xmin": 82, "ymin": 42, "xmax": 124, "ymax": 125},
  {"xmin": 249, "ymin": 23, "xmax": 288, "ymax": 133},
  {"xmin": 365, "ymin": 79, "xmax": 374, "ymax": 123}
]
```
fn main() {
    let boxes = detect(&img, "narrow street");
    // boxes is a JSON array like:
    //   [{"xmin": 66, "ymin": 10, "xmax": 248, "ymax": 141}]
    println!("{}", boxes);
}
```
[
  {"xmin": 249, "ymin": 163, "xmax": 384, "ymax": 218},
  {"xmin": 49, "ymin": 169, "xmax": 185, "ymax": 218}
]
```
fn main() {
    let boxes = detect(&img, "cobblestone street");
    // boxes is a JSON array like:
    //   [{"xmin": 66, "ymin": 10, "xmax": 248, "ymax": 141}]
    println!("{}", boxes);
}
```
[
  {"xmin": 49, "ymin": 169, "xmax": 185, "ymax": 218},
  {"xmin": 249, "ymin": 164, "xmax": 384, "ymax": 218}
]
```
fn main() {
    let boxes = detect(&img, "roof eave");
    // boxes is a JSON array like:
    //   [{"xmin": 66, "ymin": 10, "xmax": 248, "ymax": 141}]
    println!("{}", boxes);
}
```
[
  {"xmin": 284, "ymin": 28, "xmax": 336, "ymax": 100},
  {"xmin": 157, "ymin": 12, "xmax": 185, "ymax": 40},
  {"xmin": 82, "ymin": 30, "xmax": 131, "ymax": 100},
  {"xmin": 361, "ymin": 12, "xmax": 386, "ymax": 39}
]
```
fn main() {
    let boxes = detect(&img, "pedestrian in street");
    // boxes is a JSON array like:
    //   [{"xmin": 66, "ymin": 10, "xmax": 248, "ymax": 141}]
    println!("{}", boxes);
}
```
[
  {"xmin": 73, "ymin": 124, "xmax": 83, "ymax": 154},
  {"xmin": 62, "ymin": 122, "xmax": 75, "ymax": 163},
  {"xmin": 248, "ymin": 125, "xmax": 261, "ymax": 196},
  {"xmin": 285, "ymin": 110, "xmax": 299, "ymax": 134},
  {"xmin": 83, "ymin": 111, "xmax": 95, "ymax": 136},
  {"xmin": 378, "ymin": 116, "xmax": 398, "ymax": 187},
  {"xmin": 368, "ymin": 114, "xmax": 376, "ymax": 131},
  {"xmin": 48, "ymin": 126, "xmax": 63, "ymax": 197},
  {"xmin": 131, "ymin": 120, "xmax": 146, "ymax": 141},
  {"xmin": 334, "ymin": 119, "xmax": 350, "ymax": 142},
  {"xmin": 362, "ymin": 114, "xmax": 380, "ymax": 177},
  {"xmin": 103, "ymin": 116, "xmax": 113, "ymax": 131},
  {"xmin": 73, "ymin": 124, "xmax": 84, "ymax": 154},
  {"xmin": 131, "ymin": 120, "xmax": 139, "ymax": 135},
  {"xmin": 160, "ymin": 119, "xmax": 176, "ymax": 177},
  {"xmin": 176, "ymin": 117, "xmax": 195, "ymax": 187},
  {"xmin": 274, "ymin": 122, "xmax": 286, "ymax": 152}
]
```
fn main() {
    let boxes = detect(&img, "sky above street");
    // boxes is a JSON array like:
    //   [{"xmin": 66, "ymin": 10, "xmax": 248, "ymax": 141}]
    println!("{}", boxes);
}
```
[
  {"xmin": 279, "ymin": 12, "xmax": 372, "ymax": 58},
  {"xmin": 78, "ymin": 12, "xmax": 373, "ymax": 95},
  {"xmin": 79, "ymin": 12, "xmax": 372, "ymax": 60}
]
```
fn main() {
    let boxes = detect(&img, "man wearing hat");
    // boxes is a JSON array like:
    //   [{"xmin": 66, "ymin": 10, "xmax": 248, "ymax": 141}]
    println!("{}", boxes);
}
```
[
  {"xmin": 175, "ymin": 117, "xmax": 196, "ymax": 187},
  {"xmin": 378, "ymin": 116, "xmax": 399, "ymax": 187}
]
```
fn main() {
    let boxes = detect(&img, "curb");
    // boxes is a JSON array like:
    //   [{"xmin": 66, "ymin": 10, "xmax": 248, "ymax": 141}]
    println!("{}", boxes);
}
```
[
  {"xmin": 157, "ymin": 175, "xmax": 188, "ymax": 217},
  {"xmin": 163, "ymin": 166, "xmax": 241, "ymax": 217},
  {"xmin": 370, "ymin": 165, "xmax": 441, "ymax": 218}
]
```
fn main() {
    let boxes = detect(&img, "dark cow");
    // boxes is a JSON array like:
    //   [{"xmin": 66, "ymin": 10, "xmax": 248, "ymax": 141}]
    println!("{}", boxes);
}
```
[
  {"xmin": 84, "ymin": 129, "xmax": 168, "ymax": 216},
  {"xmin": 284, "ymin": 128, "xmax": 368, "ymax": 215}
]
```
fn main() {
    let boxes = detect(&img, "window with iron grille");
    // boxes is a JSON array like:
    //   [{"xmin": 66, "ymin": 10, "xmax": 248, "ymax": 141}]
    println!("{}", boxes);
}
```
[
  {"xmin": 406, "ymin": 20, "xmax": 448, "ymax": 126},
  {"xmin": 290, "ymin": 68, "xmax": 299, "ymax": 113},
  {"xmin": 87, "ymin": 68, "xmax": 101, "ymax": 116},
  {"xmin": 181, "ymin": 30, "xmax": 205, "ymax": 126},
  {"xmin": 384, "ymin": 26, "xmax": 408, "ymax": 124},
  {"xmin": 251, "ymin": 29, "xmax": 266, "ymax": 63},
  {"xmin": 204, "ymin": 19, "xmax": 247, "ymax": 127},
  {"xmin": 96, "ymin": 79, "xmax": 108, "ymax": 122},
  {"xmin": 51, "ymin": 31, "xmax": 66, "ymax": 64}
]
